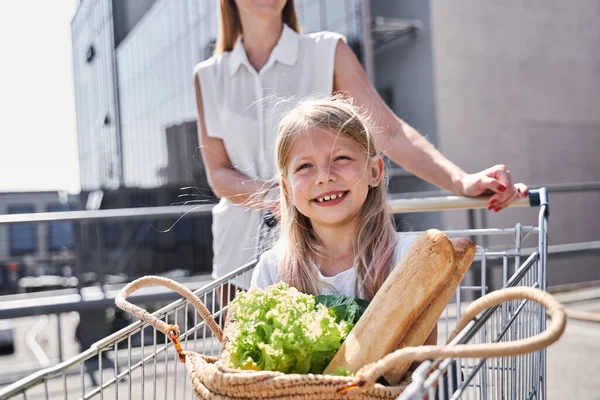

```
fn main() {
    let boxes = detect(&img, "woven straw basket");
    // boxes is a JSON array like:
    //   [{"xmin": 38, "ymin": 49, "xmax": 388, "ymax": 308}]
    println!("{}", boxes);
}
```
[{"xmin": 115, "ymin": 276, "xmax": 567, "ymax": 400}]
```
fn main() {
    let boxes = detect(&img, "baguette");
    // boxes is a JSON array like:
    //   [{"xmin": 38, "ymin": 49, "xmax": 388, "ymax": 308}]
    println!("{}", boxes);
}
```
[
  {"xmin": 323, "ymin": 230, "xmax": 455, "ymax": 375},
  {"xmin": 384, "ymin": 238, "xmax": 476, "ymax": 384}
]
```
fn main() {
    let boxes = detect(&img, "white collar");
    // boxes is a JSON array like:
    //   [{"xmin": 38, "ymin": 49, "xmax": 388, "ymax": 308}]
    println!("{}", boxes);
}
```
[{"xmin": 228, "ymin": 23, "xmax": 299, "ymax": 74}]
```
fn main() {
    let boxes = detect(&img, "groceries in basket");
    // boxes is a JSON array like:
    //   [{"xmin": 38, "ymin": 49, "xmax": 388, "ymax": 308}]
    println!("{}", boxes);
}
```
[
  {"xmin": 221, "ymin": 282, "xmax": 367, "ymax": 375},
  {"xmin": 114, "ymin": 229, "xmax": 567, "ymax": 399},
  {"xmin": 222, "ymin": 230, "xmax": 475, "ymax": 381}
]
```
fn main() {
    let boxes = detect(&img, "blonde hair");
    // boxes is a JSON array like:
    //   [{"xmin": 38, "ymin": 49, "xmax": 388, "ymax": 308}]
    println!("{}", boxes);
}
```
[
  {"xmin": 215, "ymin": 0, "xmax": 301, "ymax": 56},
  {"xmin": 275, "ymin": 97, "xmax": 397, "ymax": 301}
]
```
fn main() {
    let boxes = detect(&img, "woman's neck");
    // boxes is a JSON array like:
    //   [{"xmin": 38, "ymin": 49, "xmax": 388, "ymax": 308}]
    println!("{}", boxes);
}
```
[
  {"xmin": 239, "ymin": 17, "xmax": 283, "ymax": 72},
  {"xmin": 313, "ymin": 224, "xmax": 357, "ymax": 277}
]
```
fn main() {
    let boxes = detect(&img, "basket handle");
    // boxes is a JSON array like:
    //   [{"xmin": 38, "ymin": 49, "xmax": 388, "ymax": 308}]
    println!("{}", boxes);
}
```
[
  {"xmin": 115, "ymin": 276, "xmax": 224, "ymax": 347},
  {"xmin": 338, "ymin": 286, "xmax": 566, "ymax": 394}
]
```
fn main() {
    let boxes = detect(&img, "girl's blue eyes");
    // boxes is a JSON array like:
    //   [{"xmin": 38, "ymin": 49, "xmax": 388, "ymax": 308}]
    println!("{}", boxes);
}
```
[{"xmin": 294, "ymin": 156, "xmax": 351, "ymax": 173}]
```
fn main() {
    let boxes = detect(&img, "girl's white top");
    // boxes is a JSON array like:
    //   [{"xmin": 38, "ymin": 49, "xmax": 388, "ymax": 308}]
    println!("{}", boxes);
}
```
[
  {"xmin": 194, "ymin": 25, "xmax": 345, "ymax": 287},
  {"xmin": 250, "ymin": 233, "xmax": 419, "ymax": 299}
]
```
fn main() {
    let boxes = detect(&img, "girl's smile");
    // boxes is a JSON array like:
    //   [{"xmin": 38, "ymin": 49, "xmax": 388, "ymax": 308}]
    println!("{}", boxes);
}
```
[{"xmin": 312, "ymin": 190, "xmax": 349, "ymax": 206}]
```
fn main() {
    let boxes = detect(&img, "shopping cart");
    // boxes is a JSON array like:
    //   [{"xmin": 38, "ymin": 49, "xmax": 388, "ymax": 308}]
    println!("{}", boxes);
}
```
[{"xmin": 0, "ymin": 189, "xmax": 550, "ymax": 400}]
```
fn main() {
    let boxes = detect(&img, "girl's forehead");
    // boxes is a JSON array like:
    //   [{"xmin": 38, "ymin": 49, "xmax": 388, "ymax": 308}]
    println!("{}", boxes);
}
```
[{"xmin": 289, "ymin": 128, "xmax": 360, "ymax": 153}]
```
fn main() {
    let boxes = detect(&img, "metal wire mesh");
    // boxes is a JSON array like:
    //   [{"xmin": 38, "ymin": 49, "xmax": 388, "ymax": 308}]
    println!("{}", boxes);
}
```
[{"xmin": 2, "ymin": 220, "xmax": 550, "ymax": 400}]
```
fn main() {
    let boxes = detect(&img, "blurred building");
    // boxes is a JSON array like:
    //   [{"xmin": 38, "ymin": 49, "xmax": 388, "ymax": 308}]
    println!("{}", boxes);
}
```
[
  {"xmin": 70, "ymin": 0, "xmax": 600, "ymax": 286},
  {"xmin": 0, "ymin": 192, "xmax": 78, "ymax": 294},
  {"xmin": 71, "ymin": 0, "xmax": 364, "ymax": 192},
  {"xmin": 70, "ymin": 0, "xmax": 375, "ymax": 279}
]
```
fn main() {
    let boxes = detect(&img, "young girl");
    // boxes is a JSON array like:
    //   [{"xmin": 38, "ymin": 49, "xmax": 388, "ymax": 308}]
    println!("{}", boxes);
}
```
[
  {"xmin": 250, "ymin": 96, "xmax": 437, "ymax": 345},
  {"xmin": 251, "ymin": 96, "xmax": 421, "ymax": 305}
]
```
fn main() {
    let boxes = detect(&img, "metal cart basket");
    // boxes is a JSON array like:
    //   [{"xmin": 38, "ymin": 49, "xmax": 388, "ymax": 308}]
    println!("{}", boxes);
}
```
[{"xmin": 0, "ymin": 189, "xmax": 550, "ymax": 400}]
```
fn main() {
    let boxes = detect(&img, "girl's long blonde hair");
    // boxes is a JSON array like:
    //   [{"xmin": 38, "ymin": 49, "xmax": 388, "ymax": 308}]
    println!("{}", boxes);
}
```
[
  {"xmin": 215, "ymin": 0, "xmax": 301, "ymax": 56},
  {"xmin": 275, "ymin": 97, "xmax": 397, "ymax": 301}
]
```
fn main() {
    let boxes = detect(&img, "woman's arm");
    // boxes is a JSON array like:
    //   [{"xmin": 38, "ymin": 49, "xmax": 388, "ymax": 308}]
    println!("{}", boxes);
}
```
[
  {"xmin": 332, "ymin": 41, "xmax": 527, "ymax": 211},
  {"xmin": 194, "ymin": 75, "xmax": 274, "ymax": 207}
]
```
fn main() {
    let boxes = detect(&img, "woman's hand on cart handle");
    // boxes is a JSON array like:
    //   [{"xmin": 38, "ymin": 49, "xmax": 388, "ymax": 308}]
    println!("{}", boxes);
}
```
[{"xmin": 458, "ymin": 164, "xmax": 528, "ymax": 212}]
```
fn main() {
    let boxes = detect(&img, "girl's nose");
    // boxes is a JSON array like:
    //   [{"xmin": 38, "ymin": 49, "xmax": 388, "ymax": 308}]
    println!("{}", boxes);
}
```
[{"xmin": 315, "ymin": 164, "xmax": 337, "ymax": 186}]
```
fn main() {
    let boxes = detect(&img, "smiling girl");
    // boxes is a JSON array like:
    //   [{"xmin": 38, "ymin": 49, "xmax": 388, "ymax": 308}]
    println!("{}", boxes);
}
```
[{"xmin": 250, "ymin": 96, "xmax": 422, "ymax": 304}]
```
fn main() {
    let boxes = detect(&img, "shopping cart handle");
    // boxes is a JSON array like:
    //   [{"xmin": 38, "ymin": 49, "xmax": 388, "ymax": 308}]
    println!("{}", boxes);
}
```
[
  {"xmin": 388, "ymin": 187, "xmax": 549, "ymax": 214},
  {"xmin": 528, "ymin": 188, "xmax": 549, "ymax": 215}
]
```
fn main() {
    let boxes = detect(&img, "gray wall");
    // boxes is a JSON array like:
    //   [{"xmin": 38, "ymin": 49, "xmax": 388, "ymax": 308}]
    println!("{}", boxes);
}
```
[
  {"xmin": 430, "ymin": 0, "xmax": 600, "ymax": 286},
  {"xmin": 370, "ymin": 0, "xmax": 443, "ymax": 232},
  {"xmin": 371, "ymin": 1, "xmax": 438, "ymax": 155}
]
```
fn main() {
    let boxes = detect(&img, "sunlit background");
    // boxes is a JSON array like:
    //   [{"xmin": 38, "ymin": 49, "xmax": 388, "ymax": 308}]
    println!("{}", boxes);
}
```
[
  {"xmin": 0, "ymin": 1, "xmax": 598, "ymax": 398},
  {"xmin": 0, "ymin": 1, "xmax": 80, "ymax": 193}
]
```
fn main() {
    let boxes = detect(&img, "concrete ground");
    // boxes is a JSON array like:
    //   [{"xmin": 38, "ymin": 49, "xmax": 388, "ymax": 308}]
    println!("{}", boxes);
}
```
[{"xmin": 546, "ymin": 286, "xmax": 600, "ymax": 399}]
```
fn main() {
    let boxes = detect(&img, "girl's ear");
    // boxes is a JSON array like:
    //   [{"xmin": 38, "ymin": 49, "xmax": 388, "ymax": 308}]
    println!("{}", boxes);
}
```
[{"xmin": 369, "ymin": 156, "xmax": 384, "ymax": 188}]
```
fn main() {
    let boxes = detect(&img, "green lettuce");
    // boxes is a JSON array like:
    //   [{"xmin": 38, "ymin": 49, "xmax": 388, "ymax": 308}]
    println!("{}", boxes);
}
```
[
  {"xmin": 222, "ymin": 283, "xmax": 355, "ymax": 375},
  {"xmin": 315, "ymin": 294, "xmax": 370, "ymax": 325}
]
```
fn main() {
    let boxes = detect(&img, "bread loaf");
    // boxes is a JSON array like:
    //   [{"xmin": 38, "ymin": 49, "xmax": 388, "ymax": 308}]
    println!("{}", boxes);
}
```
[
  {"xmin": 384, "ymin": 238, "xmax": 476, "ymax": 384},
  {"xmin": 322, "ymin": 229, "xmax": 455, "ymax": 375}
]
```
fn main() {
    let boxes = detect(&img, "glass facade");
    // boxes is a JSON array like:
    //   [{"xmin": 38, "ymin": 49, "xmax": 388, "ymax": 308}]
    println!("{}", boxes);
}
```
[
  {"xmin": 8, "ymin": 206, "xmax": 36, "ymax": 256},
  {"xmin": 296, "ymin": 0, "xmax": 361, "ymax": 36},
  {"xmin": 47, "ymin": 204, "xmax": 75, "ymax": 251},
  {"xmin": 71, "ymin": 0, "xmax": 121, "ymax": 191},
  {"xmin": 117, "ymin": 0, "xmax": 219, "ymax": 188}
]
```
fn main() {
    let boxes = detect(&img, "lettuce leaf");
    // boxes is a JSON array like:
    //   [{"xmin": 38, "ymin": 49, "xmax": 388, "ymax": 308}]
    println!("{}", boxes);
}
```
[
  {"xmin": 222, "ymin": 283, "xmax": 353, "ymax": 375},
  {"xmin": 315, "ymin": 294, "xmax": 370, "ymax": 325}
]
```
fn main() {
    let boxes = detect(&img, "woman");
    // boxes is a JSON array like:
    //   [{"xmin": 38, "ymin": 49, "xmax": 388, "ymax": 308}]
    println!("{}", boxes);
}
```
[{"xmin": 193, "ymin": 0, "xmax": 527, "ymax": 301}]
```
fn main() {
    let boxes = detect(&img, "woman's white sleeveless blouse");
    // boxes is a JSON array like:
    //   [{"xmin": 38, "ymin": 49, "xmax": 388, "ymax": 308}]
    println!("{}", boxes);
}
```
[{"xmin": 194, "ymin": 25, "xmax": 345, "ymax": 286}]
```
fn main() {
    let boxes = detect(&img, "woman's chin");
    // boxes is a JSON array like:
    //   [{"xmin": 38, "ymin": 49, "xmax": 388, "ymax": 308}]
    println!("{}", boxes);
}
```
[{"xmin": 248, "ymin": 0, "xmax": 286, "ymax": 14}]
